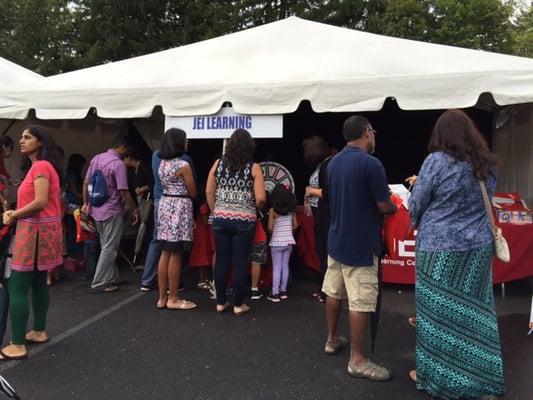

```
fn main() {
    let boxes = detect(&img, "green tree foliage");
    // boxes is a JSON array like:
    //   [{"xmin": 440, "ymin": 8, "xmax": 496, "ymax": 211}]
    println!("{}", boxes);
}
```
[
  {"xmin": 372, "ymin": 0, "xmax": 516, "ymax": 54},
  {"xmin": 512, "ymin": 5, "xmax": 533, "ymax": 57},
  {"xmin": 74, "ymin": 0, "xmax": 183, "ymax": 67},
  {"xmin": 0, "ymin": 0, "xmax": 76, "ymax": 75},
  {"xmin": 426, "ymin": 0, "xmax": 514, "ymax": 53},
  {"xmin": 73, "ymin": 0, "xmax": 242, "ymax": 68},
  {"xmin": 377, "ymin": 0, "xmax": 431, "ymax": 41}
]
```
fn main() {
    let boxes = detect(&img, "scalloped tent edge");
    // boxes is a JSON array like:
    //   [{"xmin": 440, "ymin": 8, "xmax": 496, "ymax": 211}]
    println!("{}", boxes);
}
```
[{"xmin": 1, "ymin": 17, "xmax": 532, "ymax": 120}]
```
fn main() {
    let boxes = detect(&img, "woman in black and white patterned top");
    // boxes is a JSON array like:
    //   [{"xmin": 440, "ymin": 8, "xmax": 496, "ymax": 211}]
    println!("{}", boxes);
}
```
[{"xmin": 205, "ymin": 129, "xmax": 266, "ymax": 316}]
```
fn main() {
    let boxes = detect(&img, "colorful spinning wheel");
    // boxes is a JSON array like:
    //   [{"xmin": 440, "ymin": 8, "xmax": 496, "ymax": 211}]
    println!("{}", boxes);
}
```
[{"xmin": 259, "ymin": 161, "xmax": 295, "ymax": 194}]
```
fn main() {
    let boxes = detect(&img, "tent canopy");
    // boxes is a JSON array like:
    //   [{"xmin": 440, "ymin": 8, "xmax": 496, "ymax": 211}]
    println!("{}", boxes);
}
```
[
  {"xmin": 0, "ymin": 56, "xmax": 43, "ymax": 87},
  {"xmin": 2, "ymin": 16, "xmax": 533, "ymax": 120}
]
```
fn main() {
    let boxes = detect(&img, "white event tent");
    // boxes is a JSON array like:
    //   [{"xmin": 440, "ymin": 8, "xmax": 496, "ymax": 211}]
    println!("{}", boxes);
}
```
[
  {"xmin": 0, "ymin": 56, "xmax": 43, "ymax": 87},
  {"xmin": 2, "ymin": 17, "xmax": 533, "ymax": 119},
  {"xmin": 0, "ymin": 17, "xmax": 532, "ymax": 203}
]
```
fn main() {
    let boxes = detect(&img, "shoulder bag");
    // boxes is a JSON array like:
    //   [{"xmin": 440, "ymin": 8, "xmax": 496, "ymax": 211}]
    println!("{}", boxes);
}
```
[{"xmin": 479, "ymin": 180, "xmax": 510, "ymax": 263}]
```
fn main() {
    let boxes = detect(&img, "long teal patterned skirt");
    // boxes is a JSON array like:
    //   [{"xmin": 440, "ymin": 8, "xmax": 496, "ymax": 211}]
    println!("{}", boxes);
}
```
[{"xmin": 415, "ymin": 245, "xmax": 505, "ymax": 399}]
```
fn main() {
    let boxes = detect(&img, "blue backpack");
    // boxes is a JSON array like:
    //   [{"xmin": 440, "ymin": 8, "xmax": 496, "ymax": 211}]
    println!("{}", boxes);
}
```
[{"xmin": 88, "ymin": 159, "xmax": 113, "ymax": 207}]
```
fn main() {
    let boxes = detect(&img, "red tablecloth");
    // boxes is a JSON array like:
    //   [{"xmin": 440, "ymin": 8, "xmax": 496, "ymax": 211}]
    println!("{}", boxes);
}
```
[
  {"xmin": 296, "ymin": 208, "xmax": 320, "ymax": 272},
  {"xmin": 492, "ymin": 223, "xmax": 533, "ymax": 283},
  {"xmin": 296, "ymin": 208, "xmax": 533, "ymax": 284}
]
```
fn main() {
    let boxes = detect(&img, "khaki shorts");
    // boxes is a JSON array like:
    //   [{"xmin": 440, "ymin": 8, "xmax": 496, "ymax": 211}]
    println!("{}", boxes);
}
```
[{"xmin": 322, "ymin": 255, "xmax": 379, "ymax": 312}]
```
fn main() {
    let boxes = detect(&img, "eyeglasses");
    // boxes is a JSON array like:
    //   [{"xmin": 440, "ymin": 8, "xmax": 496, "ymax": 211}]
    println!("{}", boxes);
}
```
[{"xmin": 368, "ymin": 127, "xmax": 377, "ymax": 135}]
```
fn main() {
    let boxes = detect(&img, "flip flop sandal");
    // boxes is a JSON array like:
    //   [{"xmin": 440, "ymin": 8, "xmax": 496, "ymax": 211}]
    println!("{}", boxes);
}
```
[
  {"xmin": 0, "ymin": 350, "xmax": 28, "ymax": 361},
  {"xmin": 233, "ymin": 304, "xmax": 250, "ymax": 316},
  {"xmin": 167, "ymin": 299, "xmax": 197, "ymax": 310},
  {"xmin": 216, "ymin": 302, "xmax": 230, "ymax": 314},
  {"xmin": 324, "ymin": 336, "xmax": 348, "ymax": 355},
  {"xmin": 25, "ymin": 337, "xmax": 50, "ymax": 344},
  {"xmin": 347, "ymin": 360, "xmax": 391, "ymax": 381}
]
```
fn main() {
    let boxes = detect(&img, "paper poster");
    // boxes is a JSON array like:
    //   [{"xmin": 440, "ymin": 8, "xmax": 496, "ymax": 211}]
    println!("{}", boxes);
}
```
[{"xmin": 389, "ymin": 184, "xmax": 410, "ymax": 209}]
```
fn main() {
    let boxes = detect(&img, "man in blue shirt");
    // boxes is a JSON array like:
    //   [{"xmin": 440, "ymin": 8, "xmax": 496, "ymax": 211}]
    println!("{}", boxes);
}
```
[{"xmin": 323, "ymin": 115, "xmax": 397, "ymax": 381}]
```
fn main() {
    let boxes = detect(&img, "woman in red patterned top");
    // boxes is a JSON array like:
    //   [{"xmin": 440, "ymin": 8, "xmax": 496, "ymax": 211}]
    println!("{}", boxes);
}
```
[{"xmin": 0, "ymin": 125, "xmax": 63, "ymax": 361}]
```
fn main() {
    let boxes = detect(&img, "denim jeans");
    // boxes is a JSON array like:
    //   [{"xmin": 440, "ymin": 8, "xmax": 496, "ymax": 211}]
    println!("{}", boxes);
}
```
[
  {"xmin": 83, "ymin": 239, "xmax": 100, "ymax": 281},
  {"xmin": 213, "ymin": 218, "xmax": 255, "ymax": 307},
  {"xmin": 141, "ymin": 200, "xmax": 160, "ymax": 286},
  {"xmin": 139, "ymin": 205, "xmax": 154, "ymax": 263}
]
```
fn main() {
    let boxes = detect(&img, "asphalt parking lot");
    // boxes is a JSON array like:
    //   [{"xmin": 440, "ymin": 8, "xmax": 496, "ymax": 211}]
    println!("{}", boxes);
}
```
[{"xmin": 0, "ymin": 262, "xmax": 531, "ymax": 400}]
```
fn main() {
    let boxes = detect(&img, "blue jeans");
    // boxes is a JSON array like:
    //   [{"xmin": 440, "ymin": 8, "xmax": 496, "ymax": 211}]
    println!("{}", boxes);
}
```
[
  {"xmin": 84, "ymin": 239, "xmax": 100, "ymax": 281},
  {"xmin": 141, "ymin": 200, "xmax": 160, "ymax": 286},
  {"xmin": 139, "ymin": 206, "xmax": 154, "ymax": 263},
  {"xmin": 213, "ymin": 218, "xmax": 255, "ymax": 307}
]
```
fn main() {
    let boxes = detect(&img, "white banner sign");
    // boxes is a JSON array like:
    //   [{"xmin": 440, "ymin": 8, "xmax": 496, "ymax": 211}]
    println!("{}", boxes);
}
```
[{"xmin": 165, "ymin": 107, "xmax": 283, "ymax": 139}]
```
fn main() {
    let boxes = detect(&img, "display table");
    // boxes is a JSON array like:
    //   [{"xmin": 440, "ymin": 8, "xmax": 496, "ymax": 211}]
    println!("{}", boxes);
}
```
[
  {"xmin": 492, "ymin": 223, "xmax": 533, "ymax": 283},
  {"xmin": 296, "ymin": 208, "xmax": 320, "ymax": 272},
  {"xmin": 295, "ymin": 206, "xmax": 533, "ymax": 284}
]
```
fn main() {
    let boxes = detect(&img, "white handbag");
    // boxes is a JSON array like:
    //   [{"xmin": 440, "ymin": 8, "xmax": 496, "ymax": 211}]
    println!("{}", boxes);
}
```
[{"xmin": 479, "ymin": 180, "xmax": 510, "ymax": 263}]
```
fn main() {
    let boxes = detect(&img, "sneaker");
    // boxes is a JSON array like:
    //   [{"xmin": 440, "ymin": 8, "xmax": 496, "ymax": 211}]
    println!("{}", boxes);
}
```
[
  {"xmin": 280, "ymin": 291, "xmax": 288, "ymax": 300},
  {"xmin": 141, "ymin": 282, "xmax": 157, "ymax": 292},
  {"xmin": 251, "ymin": 289, "xmax": 263, "ymax": 300},
  {"xmin": 267, "ymin": 292, "xmax": 281, "ymax": 303},
  {"xmin": 208, "ymin": 284, "xmax": 216, "ymax": 301},
  {"xmin": 196, "ymin": 281, "xmax": 210, "ymax": 290}
]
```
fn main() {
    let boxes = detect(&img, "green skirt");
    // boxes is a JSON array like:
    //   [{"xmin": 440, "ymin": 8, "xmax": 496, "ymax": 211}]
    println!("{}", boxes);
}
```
[{"xmin": 415, "ymin": 244, "xmax": 505, "ymax": 399}]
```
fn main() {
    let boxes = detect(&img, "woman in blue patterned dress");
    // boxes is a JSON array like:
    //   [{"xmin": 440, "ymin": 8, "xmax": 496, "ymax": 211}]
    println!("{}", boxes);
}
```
[
  {"xmin": 156, "ymin": 128, "xmax": 197, "ymax": 310},
  {"xmin": 408, "ymin": 109, "xmax": 504, "ymax": 400}
]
